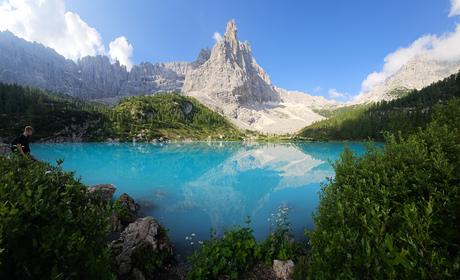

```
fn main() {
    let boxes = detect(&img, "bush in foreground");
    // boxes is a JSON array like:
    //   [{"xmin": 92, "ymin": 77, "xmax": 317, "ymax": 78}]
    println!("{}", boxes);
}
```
[
  {"xmin": 308, "ymin": 98, "xmax": 460, "ymax": 279},
  {"xmin": 187, "ymin": 212, "xmax": 304, "ymax": 280},
  {"xmin": 0, "ymin": 155, "xmax": 114, "ymax": 279}
]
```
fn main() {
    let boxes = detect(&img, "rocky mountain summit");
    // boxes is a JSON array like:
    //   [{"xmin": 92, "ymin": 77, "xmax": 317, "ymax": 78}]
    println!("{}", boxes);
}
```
[
  {"xmin": 355, "ymin": 52, "xmax": 460, "ymax": 104},
  {"xmin": 182, "ymin": 20, "xmax": 339, "ymax": 133}
]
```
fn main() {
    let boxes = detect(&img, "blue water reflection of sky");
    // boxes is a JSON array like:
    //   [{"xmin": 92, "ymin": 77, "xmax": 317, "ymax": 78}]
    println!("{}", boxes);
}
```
[{"xmin": 32, "ymin": 141, "xmax": 375, "ymax": 257}]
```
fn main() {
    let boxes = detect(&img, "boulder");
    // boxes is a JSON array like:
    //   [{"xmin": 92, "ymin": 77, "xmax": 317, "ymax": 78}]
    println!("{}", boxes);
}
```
[
  {"xmin": 87, "ymin": 183, "xmax": 117, "ymax": 202},
  {"xmin": 109, "ymin": 216, "xmax": 174, "ymax": 279},
  {"xmin": 107, "ymin": 213, "xmax": 124, "ymax": 234},
  {"xmin": 273, "ymin": 259, "xmax": 294, "ymax": 280},
  {"xmin": 116, "ymin": 192, "xmax": 141, "ymax": 223},
  {"xmin": 0, "ymin": 143, "xmax": 10, "ymax": 154}
]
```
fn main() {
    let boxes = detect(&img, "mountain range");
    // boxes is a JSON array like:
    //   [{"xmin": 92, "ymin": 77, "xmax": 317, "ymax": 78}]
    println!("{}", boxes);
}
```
[{"xmin": 1, "ymin": 20, "xmax": 460, "ymax": 134}]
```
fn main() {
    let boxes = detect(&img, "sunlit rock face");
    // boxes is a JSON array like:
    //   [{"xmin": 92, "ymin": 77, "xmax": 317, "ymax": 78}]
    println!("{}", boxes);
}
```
[
  {"xmin": 182, "ymin": 20, "xmax": 342, "ymax": 134},
  {"xmin": 183, "ymin": 19, "xmax": 280, "ymax": 107}
]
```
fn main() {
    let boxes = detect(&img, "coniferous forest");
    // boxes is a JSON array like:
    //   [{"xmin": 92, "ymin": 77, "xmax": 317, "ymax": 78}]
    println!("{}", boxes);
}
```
[
  {"xmin": 0, "ymin": 83, "xmax": 243, "ymax": 143},
  {"xmin": 298, "ymin": 71, "xmax": 460, "ymax": 141}
]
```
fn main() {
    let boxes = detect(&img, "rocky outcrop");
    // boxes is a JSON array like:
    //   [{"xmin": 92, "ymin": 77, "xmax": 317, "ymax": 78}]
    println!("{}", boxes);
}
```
[
  {"xmin": 191, "ymin": 47, "xmax": 211, "ymax": 69},
  {"xmin": 116, "ymin": 193, "xmax": 141, "ymax": 224},
  {"xmin": 87, "ymin": 183, "xmax": 117, "ymax": 202},
  {"xmin": 355, "ymin": 52, "xmax": 460, "ymax": 104},
  {"xmin": 109, "ymin": 216, "xmax": 174, "ymax": 279},
  {"xmin": 108, "ymin": 193, "xmax": 142, "ymax": 234}
]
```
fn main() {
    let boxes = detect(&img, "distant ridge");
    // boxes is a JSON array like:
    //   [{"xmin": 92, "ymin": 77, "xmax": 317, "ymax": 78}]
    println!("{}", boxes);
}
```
[
  {"xmin": 355, "ymin": 52, "xmax": 460, "ymax": 104},
  {"xmin": 0, "ymin": 30, "xmax": 194, "ymax": 100}
]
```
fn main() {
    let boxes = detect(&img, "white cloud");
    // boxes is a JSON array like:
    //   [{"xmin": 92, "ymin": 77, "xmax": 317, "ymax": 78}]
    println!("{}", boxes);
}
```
[
  {"xmin": 213, "ymin": 31, "xmax": 222, "ymax": 42},
  {"xmin": 0, "ymin": 0, "xmax": 134, "ymax": 69},
  {"xmin": 427, "ymin": 23, "xmax": 460, "ymax": 61},
  {"xmin": 449, "ymin": 0, "xmax": 460, "ymax": 17},
  {"xmin": 360, "ymin": 35, "xmax": 434, "ymax": 93},
  {"xmin": 109, "ymin": 36, "xmax": 134, "ymax": 71},
  {"xmin": 359, "ymin": 0, "xmax": 460, "ymax": 96},
  {"xmin": 328, "ymin": 88, "xmax": 345, "ymax": 99},
  {"xmin": 313, "ymin": 86, "xmax": 321, "ymax": 92}
]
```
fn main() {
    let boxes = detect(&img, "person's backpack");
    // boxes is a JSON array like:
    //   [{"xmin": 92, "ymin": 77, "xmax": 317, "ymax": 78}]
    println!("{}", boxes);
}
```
[{"xmin": 10, "ymin": 135, "xmax": 19, "ymax": 152}]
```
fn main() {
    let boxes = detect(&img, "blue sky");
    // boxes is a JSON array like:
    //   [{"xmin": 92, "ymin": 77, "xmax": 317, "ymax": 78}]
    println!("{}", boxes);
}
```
[{"xmin": 1, "ymin": 0, "xmax": 460, "ymax": 102}]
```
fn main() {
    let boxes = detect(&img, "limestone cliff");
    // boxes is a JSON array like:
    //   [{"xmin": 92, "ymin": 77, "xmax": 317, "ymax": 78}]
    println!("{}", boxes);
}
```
[
  {"xmin": 183, "ymin": 19, "xmax": 279, "ymax": 107},
  {"xmin": 182, "ymin": 20, "xmax": 333, "ymax": 133}
]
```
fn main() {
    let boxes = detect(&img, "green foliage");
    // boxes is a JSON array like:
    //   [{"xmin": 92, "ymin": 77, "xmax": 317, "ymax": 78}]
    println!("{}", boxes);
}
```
[
  {"xmin": 0, "ymin": 84, "xmax": 244, "ymax": 142},
  {"xmin": 313, "ymin": 104, "xmax": 365, "ymax": 118},
  {"xmin": 187, "ymin": 218, "xmax": 258, "ymax": 280},
  {"xmin": 0, "ymin": 154, "xmax": 114, "ymax": 279},
  {"xmin": 0, "ymin": 82, "xmax": 108, "ymax": 142},
  {"xmin": 131, "ymin": 224, "xmax": 173, "ymax": 276},
  {"xmin": 109, "ymin": 93, "xmax": 243, "ymax": 141},
  {"xmin": 257, "ymin": 205, "xmax": 304, "ymax": 265},
  {"xmin": 307, "ymin": 98, "xmax": 460, "ymax": 279},
  {"xmin": 187, "ymin": 214, "xmax": 305, "ymax": 280},
  {"xmin": 113, "ymin": 197, "xmax": 129, "ymax": 220},
  {"xmin": 299, "ymin": 70, "xmax": 460, "ymax": 141}
]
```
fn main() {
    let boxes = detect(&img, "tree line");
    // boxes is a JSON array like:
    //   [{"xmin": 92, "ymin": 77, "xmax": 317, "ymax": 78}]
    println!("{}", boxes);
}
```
[
  {"xmin": 0, "ymin": 83, "xmax": 242, "ymax": 142},
  {"xmin": 298, "ymin": 71, "xmax": 460, "ymax": 141}
]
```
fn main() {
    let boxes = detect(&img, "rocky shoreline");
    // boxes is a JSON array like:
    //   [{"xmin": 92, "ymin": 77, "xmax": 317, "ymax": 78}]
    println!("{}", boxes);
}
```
[{"xmin": 91, "ymin": 184, "xmax": 295, "ymax": 280}]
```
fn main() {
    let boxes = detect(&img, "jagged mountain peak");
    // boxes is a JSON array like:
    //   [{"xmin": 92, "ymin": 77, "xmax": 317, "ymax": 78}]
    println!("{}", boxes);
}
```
[
  {"xmin": 191, "ymin": 47, "xmax": 211, "ymax": 69},
  {"xmin": 224, "ymin": 19, "xmax": 238, "ymax": 41}
]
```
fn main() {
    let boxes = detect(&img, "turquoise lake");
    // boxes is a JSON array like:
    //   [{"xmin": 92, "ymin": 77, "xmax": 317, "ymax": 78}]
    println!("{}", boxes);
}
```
[{"xmin": 31, "ymin": 141, "xmax": 373, "ymax": 257}]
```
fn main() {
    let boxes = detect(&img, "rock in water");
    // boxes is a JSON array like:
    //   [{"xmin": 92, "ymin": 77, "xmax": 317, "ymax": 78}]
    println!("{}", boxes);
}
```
[{"xmin": 87, "ymin": 183, "xmax": 117, "ymax": 202}]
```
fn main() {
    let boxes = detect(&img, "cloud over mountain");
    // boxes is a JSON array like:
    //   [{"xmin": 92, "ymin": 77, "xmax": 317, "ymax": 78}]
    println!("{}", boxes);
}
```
[
  {"xmin": 0, "ymin": 0, "xmax": 134, "ymax": 70},
  {"xmin": 359, "ymin": 0, "xmax": 460, "ymax": 96}
]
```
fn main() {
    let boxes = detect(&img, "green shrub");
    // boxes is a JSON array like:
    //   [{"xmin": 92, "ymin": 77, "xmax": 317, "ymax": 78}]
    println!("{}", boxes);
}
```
[
  {"xmin": 113, "ymin": 197, "xmax": 129, "ymax": 220},
  {"xmin": 187, "ymin": 213, "xmax": 305, "ymax": 280},
  {"xmin": 257, "ymin": 205, "xmax": 304, "ymax": 265},
  {"xmin": 0, "ymin": 155, "xmax": 114, "ymax": 279},
  {"xmin": 308, "ymin": 98, "xmax": 460, "ymax": 279},
  {"xmin": 187, "ymin": 218, "xmax": 258, "ymax": 280}
]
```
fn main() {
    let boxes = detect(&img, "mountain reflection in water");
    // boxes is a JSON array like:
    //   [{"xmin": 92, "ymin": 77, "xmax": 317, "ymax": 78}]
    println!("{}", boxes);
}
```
[{"xmin": 32, "ymin": 141, "xmax": 371, "ymax": 257}]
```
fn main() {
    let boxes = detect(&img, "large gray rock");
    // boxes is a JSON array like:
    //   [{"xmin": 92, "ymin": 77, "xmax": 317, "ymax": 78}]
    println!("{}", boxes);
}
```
[
  {"xmin": 116, "ymin": 192, "xmax": 141, "ymax": 224},
  {"xmin": 87, "ymin": 183, "xmax": 117, "ymax": 202},
  {"xmin": 109, "ymin": 216, "xmax": 174, "ymax": 279}
]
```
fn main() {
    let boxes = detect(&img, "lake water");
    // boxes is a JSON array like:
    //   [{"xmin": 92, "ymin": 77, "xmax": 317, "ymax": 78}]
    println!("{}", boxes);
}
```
[{"xmin": 31, "ymin": 141, "xmax": 371, "ymax": 258}]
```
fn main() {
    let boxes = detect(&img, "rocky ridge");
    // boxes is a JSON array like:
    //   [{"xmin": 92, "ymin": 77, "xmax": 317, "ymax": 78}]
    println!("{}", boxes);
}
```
[
  {"xmin": 0, "ymin": 30, "xmax": 193, "ymax": 100},
  {"xmin": 355, "ymin": 52, "xmax": 460, "ymax": 104}
]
